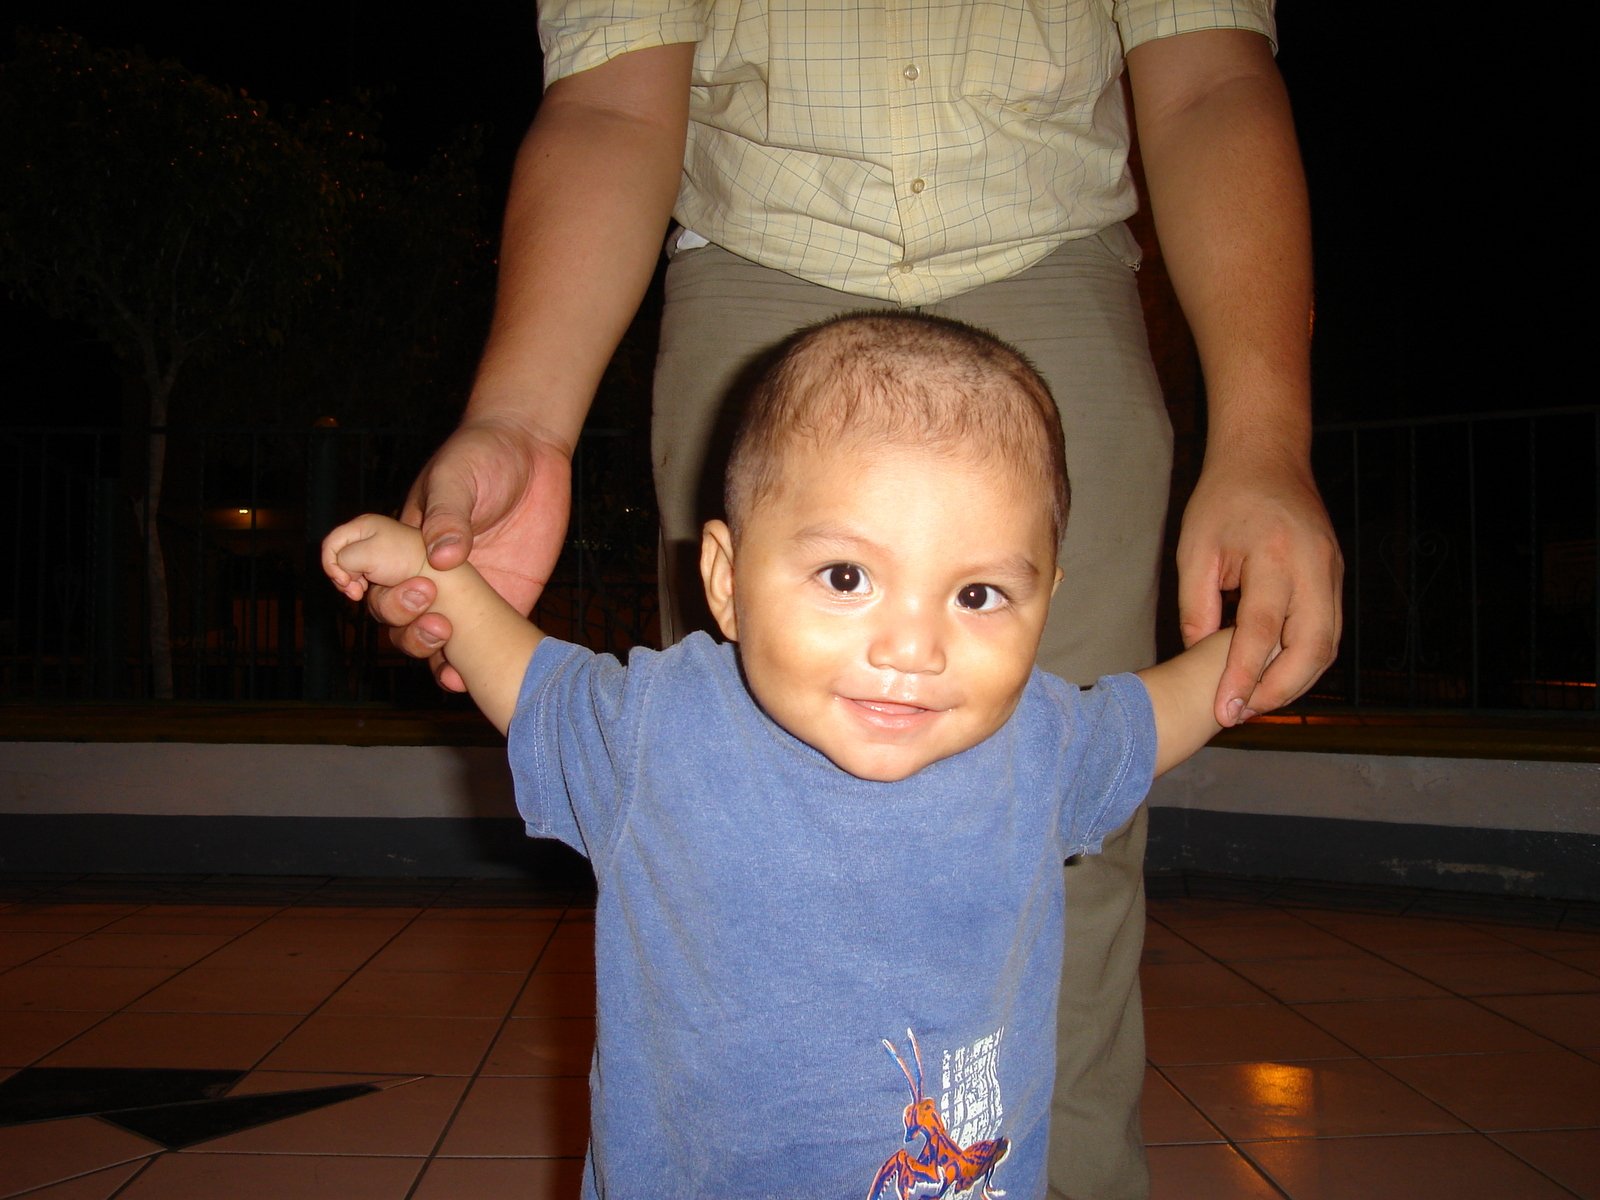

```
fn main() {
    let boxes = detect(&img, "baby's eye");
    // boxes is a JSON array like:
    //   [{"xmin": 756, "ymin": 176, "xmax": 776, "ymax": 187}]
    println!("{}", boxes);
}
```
[
  {"xmin": 821, "ymin": 563, "xmax": 870, "ymax": 594},
  {"xmin": 955, "ymin": 584, "xmax": 1006, "ymax": 612}
]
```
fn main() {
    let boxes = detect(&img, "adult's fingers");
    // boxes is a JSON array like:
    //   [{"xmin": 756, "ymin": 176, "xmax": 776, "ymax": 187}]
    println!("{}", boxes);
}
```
[
  {"xmin": 1213, "ymin": 565, "xmax": 1291, "ymax": 724},
  {"xmin": 1242, "ymin": 570, "xmax": 1342, "ymax": 716},
  {"xmin": 366, "ymin": 574, "xmax": 439, "ymax": 633},
  {"xmin": 416, "ymin": 455, "xmax": 480, "ymax": 572}
]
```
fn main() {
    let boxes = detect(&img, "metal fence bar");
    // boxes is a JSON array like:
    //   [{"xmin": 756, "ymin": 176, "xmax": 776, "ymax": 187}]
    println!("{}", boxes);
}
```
[{"xmin": 1467, "ymin": 421, "xmax": 1480, "ymax": 708}]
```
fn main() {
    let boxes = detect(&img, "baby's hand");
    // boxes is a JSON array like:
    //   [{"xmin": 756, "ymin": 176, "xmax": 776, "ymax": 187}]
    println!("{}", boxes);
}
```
[{"xmin": 321, "ymin": 515, "xmax": 428, "ymax": 603}]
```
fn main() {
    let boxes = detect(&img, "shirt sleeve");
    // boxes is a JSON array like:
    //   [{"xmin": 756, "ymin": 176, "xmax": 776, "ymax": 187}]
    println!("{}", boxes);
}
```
[
  {"xmin": 539, "ymin": 0, "xmax": 710, "ymax": 89},
  {"xmin": 1113, "ymin": 0, "xmax": 1277, "ymax": 56},
  {"xmin": 507, "ymin": 637, "xmax": 641, "ymax": 861},
  {"xmin": 1057, "ymin": 672, "xmax": 1159, "ymax": 857}
]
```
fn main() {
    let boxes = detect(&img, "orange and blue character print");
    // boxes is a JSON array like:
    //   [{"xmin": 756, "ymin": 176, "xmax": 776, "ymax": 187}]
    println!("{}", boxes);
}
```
[{"xmin": 866, "ymin": 1029, "xmax": 1010, "ymax": 1200}]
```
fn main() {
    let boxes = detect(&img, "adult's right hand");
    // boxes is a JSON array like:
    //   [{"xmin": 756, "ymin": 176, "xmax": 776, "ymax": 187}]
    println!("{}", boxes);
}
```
[{"xmin": 368, "ymin": 415, "xmax": 573, "ymax": 692}]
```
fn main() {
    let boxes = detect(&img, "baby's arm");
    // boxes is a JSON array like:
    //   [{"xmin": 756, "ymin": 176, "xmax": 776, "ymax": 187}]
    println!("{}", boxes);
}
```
[
  {"xmin": 322, "ymin": 515, "xmax": 541, "ymax": 734},
  {"xmin": 1136, "ymin": 629, "xmax": 1236, "ymax": 777}
]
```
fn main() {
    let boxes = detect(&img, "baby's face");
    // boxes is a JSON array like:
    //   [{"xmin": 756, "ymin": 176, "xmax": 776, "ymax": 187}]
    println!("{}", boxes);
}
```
[{"xmin": 702, "ymin": 438, "xmax": 1059, "ymax": 782}]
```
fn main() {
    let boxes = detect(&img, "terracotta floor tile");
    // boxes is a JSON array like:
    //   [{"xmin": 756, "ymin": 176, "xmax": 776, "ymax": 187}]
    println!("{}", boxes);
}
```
[
  {"xmin": 1144, "ymin": 1004, "xmax": 1352, "ymax": 1066},
  {"xmin": 411, "ymin": 1157, "xmax": 585, "ymax": 1200},
  {"xmin": 0, "ymin": 906, "xmax": 138, "ymax": 933},
  {"xmin": 260, "ymin": 1014, "xmax": 500, "ymax": 1076},
  {"xmin": 439, "ymin": 1075, "xmax": 590, "ymax": 1157},
  {"xmin": 1145, "ymin": 898, "xmax": 1264, "ymax": 927},
  {"xmin": 187, "ymin": 1073, "xmax": 468, "ymax": 1156},
  {"xmin": 99, "ymin": 911, "xmax": 269, "ymax": 936},
  {"xmin": 1162, "ymin": 1058, "xmax": 1466, "ymax": 1140},
  {"xmin": 321, "ymin": 969, "xmax": 525, "ymax": 1019},
  {"xmin": 0, "ymin": 966, "xmax": 175, "ymax": 1011},
  {"xmin": 408, "ymin": 912, "xmax": 559, "ymax": 935},
  {"xmin": 1172, "ymin": 918, "xmax": 1357, "ymax": 963},
  {"xmin": 366, "ymin": 933, "xmax": 542, "ymax": 973},
  {"xmin": 1139, "ymin": 961, "xmax": 1270, "ymax": 1009},
  {"xmin": 1493, "ymin": 1128, "xmax": 1600, "ymax": 1199},
  {"xmin": 1552, "ymin": 947, "xmax": 1600, "ymax": 975},
  {"xmin": 481, "ymin": 1016, "xmax": 595, "ymax": 1077},
  {"xmin": 512, "ymin": 971, "xmax": 596, "ymax": 1018},
  {"xmin": 1478, "ymin": 992, "xmax": 1600, "ymax": 1050},
  {"xmin": 111, "ymin": 1152, "xmax": 422, "ymax": 1199},
  {"xmin": 1293, "ymin": 996, "xmax": 1555, "ymax": 1058},
  {"xmin": 1142, "ymin": 1067, "xmax": 1223, "ymax": 1145},
  {"xmin": 37, "ymin": 933, "xmax": 232, "ymax": 970},
  {"xmin": 1300, "ymin": 912, "xmax": 1518, "ymax": 954},
  {"xmin": 0, "ymin": 1009, "xmax": 106, "ymax": 1067},
  {"xmin": 0, "ymin": 931, "xmax": 79, "ymax": 968},
  {"xmin": 1246, "ymin": 1131, "xmax": 1576, "ymax": 1199},
  {"xmin": 250, "ymin": 914, "xmax": 413, "ymax": 938},
  {"xmin": 1140, "ymin": 923, "xmax": 1208, "ymax": 965},
  {"xmin": 282, "ymin": 906, "xmax": 426, "ymax": 920},
  {"xmin": 127, "ymin": 964, "xmax": 351, "ymax": 1014},
  {"xmin": 1381, "ymin": 1049, "xmax": 1600, "ymax": 1130},
  {"xmin": 0, "ymin": 1115, "xmax": 157, "ymax": 1196},
  {"xmin": 40, "ymin": 1012, "xmax": 300, "ymax": 1070},
  {"xmin": 1473, "ymin": 923, "xmax": 1600, "ymax": 953},
  {"xmin": 1146, "ymin": 1143, "xmax": 1282, "ymax": 1199},
  {"xmin": 13, "ymin": 1161, "xmax": 148, "ymax": 1200},
  {"xmin": 1382, "ymin": 948, "xmax": 1600, "ymax": 996},
  {"xmin": 1228, "ymin": 952, "xmax": 1447, "ymax": 1004},
  {"xmin": 200, "ymin": 929, "xmax": 396, "ymax": 972},
  {"xmin": 532, "ymin": 926, "xmax": 596, "ymax": 974}
]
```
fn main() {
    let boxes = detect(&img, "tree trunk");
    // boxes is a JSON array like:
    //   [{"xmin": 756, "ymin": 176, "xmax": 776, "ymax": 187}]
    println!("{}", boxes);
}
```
[{"xmin": 140, "ymin": 363, "xmax": 176, "ymax": 700}]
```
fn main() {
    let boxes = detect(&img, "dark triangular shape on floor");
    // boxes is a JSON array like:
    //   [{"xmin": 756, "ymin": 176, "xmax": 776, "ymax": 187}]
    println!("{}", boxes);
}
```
[
  {"xmin": 0, "ymin": 1067, "xmax": 242, "ymax": 1126},
  {"xmin": 101, "ymin": 1081, "xmax": 382, "ymax": 1149}
]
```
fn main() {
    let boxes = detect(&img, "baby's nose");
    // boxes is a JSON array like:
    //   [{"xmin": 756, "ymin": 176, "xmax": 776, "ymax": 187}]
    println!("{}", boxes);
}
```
[{"xmin": 866, "ymin": 603, "xmax": 947, "ymax": 675}]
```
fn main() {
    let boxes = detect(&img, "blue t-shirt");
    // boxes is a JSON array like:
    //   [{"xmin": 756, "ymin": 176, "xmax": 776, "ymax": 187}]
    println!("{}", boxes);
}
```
[{"xmin": 510, "ymin": 631, "xmax": 1156, "ymax": 1200}]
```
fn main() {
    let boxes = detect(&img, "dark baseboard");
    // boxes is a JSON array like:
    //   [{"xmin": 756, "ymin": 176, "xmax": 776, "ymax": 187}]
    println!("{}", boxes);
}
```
[
  {"xmin": 1147, "ymin": 807, "xmax": 1600, "ymax": 902},
  {"xmin": 0, "ymin": 814, "xmax": 591, "ymax": 887},
  {"xmin": 2, "ymin": 810, "xmax": 1595, "ymax": 902}
]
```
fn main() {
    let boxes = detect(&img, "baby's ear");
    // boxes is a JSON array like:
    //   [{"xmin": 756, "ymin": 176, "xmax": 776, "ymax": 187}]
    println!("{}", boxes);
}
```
[{"xmin": 699, "ymin": 520, "xmax": 739, "ymax": 641}]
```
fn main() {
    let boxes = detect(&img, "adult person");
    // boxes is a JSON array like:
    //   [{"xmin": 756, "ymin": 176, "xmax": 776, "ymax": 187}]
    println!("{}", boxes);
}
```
[{"xmin": 371, "ymin": 5, "xmax": 1342, "ymax": 1197}]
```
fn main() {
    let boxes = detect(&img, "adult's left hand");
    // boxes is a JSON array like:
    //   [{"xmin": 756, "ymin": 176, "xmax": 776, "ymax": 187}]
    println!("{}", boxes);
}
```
[{"xmin": 1177, "ymin": 450, "xmax": 1343, "ymax": 726}]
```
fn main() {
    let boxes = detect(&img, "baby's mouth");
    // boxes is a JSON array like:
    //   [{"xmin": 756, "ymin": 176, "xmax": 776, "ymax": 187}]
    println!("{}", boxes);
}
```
[
  {"xmin": 840, "ymin": 696, "xmax": 946, "ymax": 731},
  {"xmin": 852, "ymin": 699, "xmax": 928, "ymax": 715}
]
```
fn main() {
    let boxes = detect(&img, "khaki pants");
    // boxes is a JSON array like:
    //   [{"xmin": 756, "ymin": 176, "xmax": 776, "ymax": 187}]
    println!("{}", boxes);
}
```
[{"xmin": 652, "ymin": 233, "xmax": 1170, "ymax": 1200}]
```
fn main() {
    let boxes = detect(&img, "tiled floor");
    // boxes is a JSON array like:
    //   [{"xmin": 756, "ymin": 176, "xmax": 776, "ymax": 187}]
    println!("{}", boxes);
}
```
[{"xmin": 1, "ymin": 873, "xmax": 1597, "ymax": 1199}]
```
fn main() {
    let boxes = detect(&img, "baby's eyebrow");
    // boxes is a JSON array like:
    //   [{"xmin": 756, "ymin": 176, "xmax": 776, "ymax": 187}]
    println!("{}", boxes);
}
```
[
  {"xmin": 788, "ymin": 523, "xmax": 884, "ymax": 555},
  {"xmin": 965, "ymin": 554, "xmax": 1045, "ymax": 595}
]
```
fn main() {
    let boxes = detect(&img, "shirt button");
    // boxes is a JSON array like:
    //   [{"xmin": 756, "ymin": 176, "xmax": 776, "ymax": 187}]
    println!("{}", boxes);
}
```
[
  {"xmin": 902, "ymin": 63, "xmax": 920, "ymax": 82},
  {"xmin": 894, "ymin": 260, "xmax": 915, "ymax": 275},
  {"xmin": 910, "ymin": 178, "xmax": 926, "ymax": 194}
]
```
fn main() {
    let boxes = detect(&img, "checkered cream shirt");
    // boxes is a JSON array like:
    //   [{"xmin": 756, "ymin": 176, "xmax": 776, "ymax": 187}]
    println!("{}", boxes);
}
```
[{"xmin": 540, "ymin": 0, "xmax": 1276, "ymax": 305}]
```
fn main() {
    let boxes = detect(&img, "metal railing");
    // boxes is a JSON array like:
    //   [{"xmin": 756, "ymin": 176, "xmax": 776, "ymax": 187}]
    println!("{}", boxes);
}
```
[
  {"xmin": 1, "ymin": 422, "xmax": 657, "ymax": 706},
  {"xmin": 1305, "ymin": 405, "xmax": 1598, "ymax": 712},
  {"xmin": 3, "ymin": 406, "xmax": 1596, "ymax": 714}
]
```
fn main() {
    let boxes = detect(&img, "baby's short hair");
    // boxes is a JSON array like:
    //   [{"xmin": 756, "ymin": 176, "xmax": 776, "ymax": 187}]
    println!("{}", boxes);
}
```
[{"xmin": 725, "ymin": 311, "xmax": 1071, "ymax": 544}]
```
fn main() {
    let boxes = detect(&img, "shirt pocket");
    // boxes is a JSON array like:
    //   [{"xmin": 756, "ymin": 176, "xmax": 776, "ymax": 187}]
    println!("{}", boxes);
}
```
[{"xmin": 954, "ymin": 0, "xmax": 1121, "ymax": 115}]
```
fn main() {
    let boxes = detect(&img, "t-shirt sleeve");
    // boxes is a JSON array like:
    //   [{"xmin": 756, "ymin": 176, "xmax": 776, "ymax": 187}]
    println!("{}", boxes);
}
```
[
  {"xmin": 1057, "ymin": 673, "xmax": 1159, "ymax": 856},
  {"xmin": 1113, "ymin": 0, "xmax": 1277, "ymax": 55},
  {"xmin": 539, "ymin": 0, "xmax": 710, "ymax": 90},
  {"xmin": 507, "ymin": 637, "xmax": 640, "ymax": 861}
]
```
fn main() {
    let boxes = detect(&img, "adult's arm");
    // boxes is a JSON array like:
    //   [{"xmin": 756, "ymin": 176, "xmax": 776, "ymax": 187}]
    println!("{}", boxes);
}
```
[
  {"xmin": 1126, "ymin": 28, "xmax": 1343, "ymax": 725},
  {"xmin": 370, "ymin": 41, "xmax": 695, "ymax": 687}
]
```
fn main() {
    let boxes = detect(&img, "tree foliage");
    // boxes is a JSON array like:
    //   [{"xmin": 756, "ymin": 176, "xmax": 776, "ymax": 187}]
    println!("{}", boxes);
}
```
[
  {"xmin": 0, "ymin": 29, "xmax": 343, "ymax": 421},
  {"xmin": 0, "ymin": 29, "xmax": 493, "ymax": 697}
]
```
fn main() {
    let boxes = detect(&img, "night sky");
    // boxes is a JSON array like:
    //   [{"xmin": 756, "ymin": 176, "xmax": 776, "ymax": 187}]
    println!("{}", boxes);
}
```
[{"xmin": 4, "ymin": 4, "xmax": 1578, "ymax": 426}]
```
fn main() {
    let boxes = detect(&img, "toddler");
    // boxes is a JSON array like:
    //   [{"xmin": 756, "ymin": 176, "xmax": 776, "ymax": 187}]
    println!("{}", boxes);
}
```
[{"xmin": 323, "ymin": 312, "xmax": 1232, "ymax": 1199}]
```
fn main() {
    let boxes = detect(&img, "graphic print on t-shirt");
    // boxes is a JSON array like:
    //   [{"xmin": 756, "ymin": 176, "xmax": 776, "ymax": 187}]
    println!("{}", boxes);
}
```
[{"xmin": 866, "ymin": 1028, "xmax": 1010, "ymax": 1200}]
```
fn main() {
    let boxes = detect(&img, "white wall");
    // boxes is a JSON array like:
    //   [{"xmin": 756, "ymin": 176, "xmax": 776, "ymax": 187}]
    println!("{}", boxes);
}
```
[{"xmin": 5, "ymin": 741, "xmax": 1598, "ymax": 835}]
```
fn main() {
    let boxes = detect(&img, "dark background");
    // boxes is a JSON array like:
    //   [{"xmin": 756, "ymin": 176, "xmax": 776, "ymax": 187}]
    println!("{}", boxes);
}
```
[{"xmin": 2, "ymin": 3, "xmax": 1580, "ymax": 426}]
